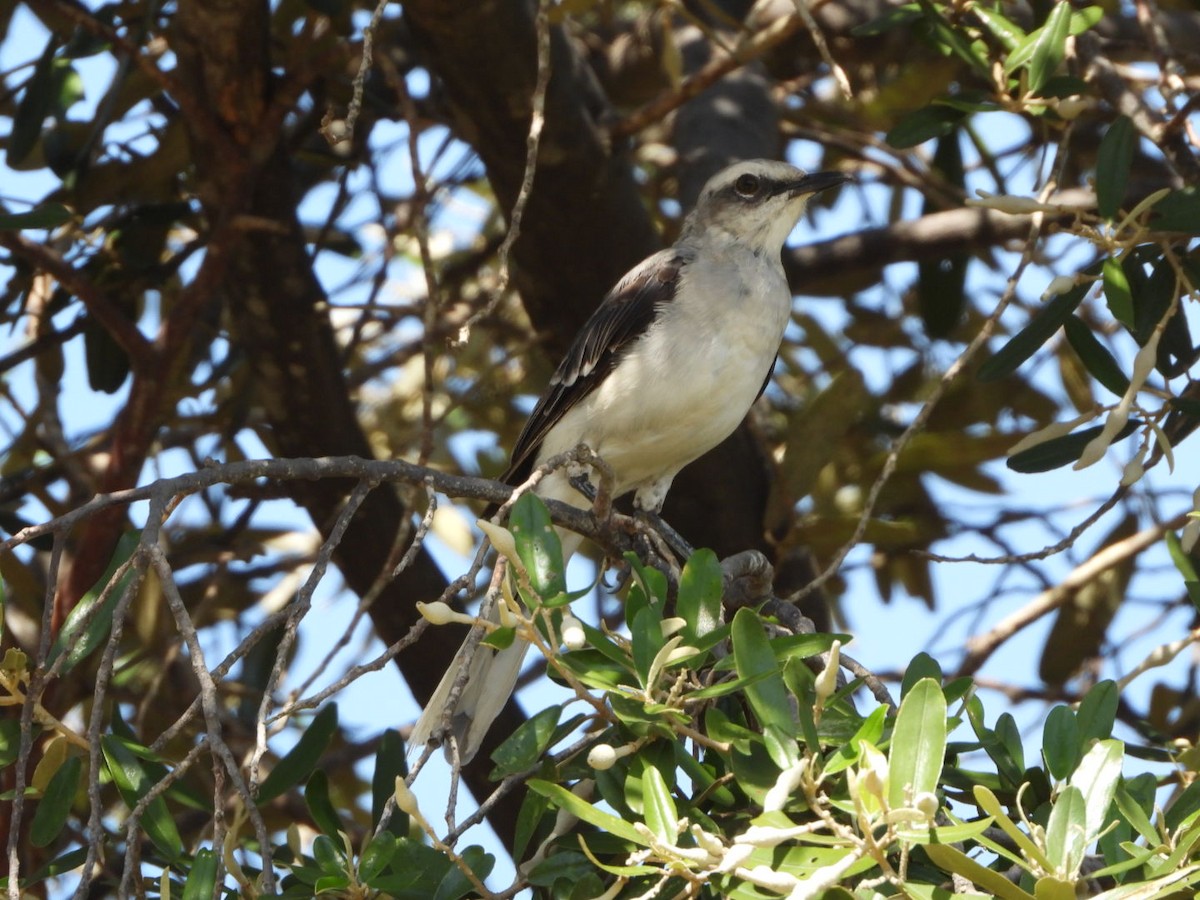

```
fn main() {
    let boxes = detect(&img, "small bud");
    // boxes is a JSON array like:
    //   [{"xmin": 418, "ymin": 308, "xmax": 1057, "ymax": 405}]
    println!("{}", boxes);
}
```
[
  {"xmin": 1041, "ymin": 274, "xmax": 1078, "ymax": 300},
  {"xmin": 394, "ymin": 775, "xmax": 421, "ymax": 818},
  {"xmin": 814, "ymin": 640, "xmax": 842, "ymax": 706},
  {"xmin": 1055, "ymin": 95, "xmax": 1094, "ymax": 120},
  {"xmin": 416, "ymin": 601, "xmax": 458, "ymax": 626},
  {"xmin": 588, "ymin": 744, "xmax": 618, "ymax": 771},
  {"xmin": 561, "ymin": 615, "xmax": 586, "ymax": 650},
  {"xmin": 915, "ymin": 791, "xmax": 940, "ymax": 820}
]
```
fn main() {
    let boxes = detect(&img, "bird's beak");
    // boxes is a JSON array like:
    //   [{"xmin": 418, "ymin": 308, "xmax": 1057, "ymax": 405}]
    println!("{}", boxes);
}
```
[{"xmin": 779, "ymin": 171, "xmax": 851, "ymax": 199}]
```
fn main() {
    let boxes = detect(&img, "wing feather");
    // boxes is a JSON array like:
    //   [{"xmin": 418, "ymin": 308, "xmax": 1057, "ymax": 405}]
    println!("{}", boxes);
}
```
[{"xmin": 502, "ymin": 248, "xmax": 689, "ymax": 484}]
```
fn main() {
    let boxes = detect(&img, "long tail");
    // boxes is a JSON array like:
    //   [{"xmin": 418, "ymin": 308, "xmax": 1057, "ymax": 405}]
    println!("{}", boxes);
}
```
[{"xmin": 409, "ymin": 472, "xmax": 586, "ymax": 763}]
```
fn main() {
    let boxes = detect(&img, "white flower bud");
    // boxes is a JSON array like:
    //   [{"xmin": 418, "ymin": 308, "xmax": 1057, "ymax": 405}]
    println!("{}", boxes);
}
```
[
  {"xmin": 394, "ymin": 776, "xmax": 421, "ymax": 818},
  {"xmin": 814, "ymin": 641, "xmax": 842, "ymax": 706},
  {"xmin": 915, "ymin": 791, "xmax": 940, "ymax": 820},
  {"xmin": 561, "ymin": 615, "xmax": 586, "ymax": 650},
  {"xmin": 416, "ymin": 601, "xmax": 458, "ymax": 626}
]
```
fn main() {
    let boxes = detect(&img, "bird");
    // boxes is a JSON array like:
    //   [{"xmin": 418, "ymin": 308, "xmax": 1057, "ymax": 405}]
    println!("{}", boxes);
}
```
[{"xmin": 410, "ymin": 158, "xmax": 848, "ymax": 762}]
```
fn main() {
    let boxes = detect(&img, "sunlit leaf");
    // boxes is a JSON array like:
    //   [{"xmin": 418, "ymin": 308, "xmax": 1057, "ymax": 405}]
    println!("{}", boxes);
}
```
[{"xmin": 889, "ymin": 678, "xmax": 947, "ymax": 808}]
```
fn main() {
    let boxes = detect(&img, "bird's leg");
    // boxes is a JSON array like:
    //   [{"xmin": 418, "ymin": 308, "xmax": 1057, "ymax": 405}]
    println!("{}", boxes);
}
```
[{"xmin": 631, "ymin": 478, "xmax": 694, "ymax": 561}]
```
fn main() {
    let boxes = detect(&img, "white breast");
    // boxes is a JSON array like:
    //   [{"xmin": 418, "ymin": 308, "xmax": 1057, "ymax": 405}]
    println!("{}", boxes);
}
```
[{"xmin": 535, "ymin": 248, "xmax": 792, "ymax": 502}]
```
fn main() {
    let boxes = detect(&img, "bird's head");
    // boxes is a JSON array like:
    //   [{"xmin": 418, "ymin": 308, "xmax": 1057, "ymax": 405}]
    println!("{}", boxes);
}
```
[{"xmin": 683, "ymin": 159, "xmax": 849, "ymax": 253}]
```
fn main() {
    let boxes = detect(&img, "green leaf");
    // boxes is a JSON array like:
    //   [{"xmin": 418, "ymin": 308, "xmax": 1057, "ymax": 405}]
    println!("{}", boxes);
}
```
[
  {"xmin": 1042, "ymin": 705, "xmax": 1081, "ymax": 782},
  {"xmin": 978, "ymin": 274, "xmax": 1093, "ymax": 382},
  {"xmin": 1096, "ymin": 117, "xmax": 1136, "ymax": 220},
  {"xmin": 1076, "ymin": 680, "xmax": 1119, "ymax": 742},
  {"xmin": 256, "ymin": 703, "xmax": 338, "ymax": 804},
  {"xmin": 359, "ymin": 831, "xmax": 397, "ymax": 884},
  {"xmin": 433, "ymin": 845, "xmax": 494, "ymax": 900},
  {"xmin": 527, "ymin": 779, "xmax": 649, "ymax": 846},
  {"xmin": 1069, "ymin": 7, "xmax": 1104, "ymax": 35},
  {"xmin": 1150, "ymin": 186, "xmax": 1200, "ymax": 233},
  {"xmin": 1068, "ymin": 739, "xmax": 1123, "ymax": 840},
  {"xmin": 1165, "ymin": 779, "xmax": 1200, "ymax": 832},
  {"xmin": 901, "ymin": 652, "xmax": 943, "ymax": 699},
  {"xmin": 510, "ymin": 493, "xmax": 565, "ymax": 603},
  {"xmin": 1007, "ymin": 418, "xmax": 1140, "ymax": 473},
  {"xmin": 491, "ymin": 705, "xmax": 561, "ymax": 777},
  {"xmin": 972, "ymin": 5, "xmax": 1025, "ymax": 51},
  {"xmin": 101, "ymin": 734, "xmax": 183, "ymax": 862},
  {"xmin": 888, "ymin": 678, "xmax": 947, "ymax": 808},
  {"xmin": 630, "ymin": 603, "xmax": 666, "ymax": 690},
  {"xmin": 731, "ymin": 608, "xmax": 797, "ymax": 762},
  {"xmin": 1045, "ymin": 785, "xmax": 1087, "ymax": 877},
  {"xmin": 825, "ymin": 706, "xmax": 887, "ymax": 776},
  {"xmin": 641, "ymin": 765, "xmax": 678, "ymax": 844},
  {"xmin": 48, "ymin": 531, "xmax": 140, "ymax": 674},
  {"xmin": 1025, "ymin": 1, "xmax": 1073, "ymax": 93},
  {"xmin": 1103, "ymin": 256, "xmax": 1135, "ymax": 329},
  {"xmin": 513, "ymin": 788, "xmax": 551, "ymax": 861},
  {"xmin": 1115, "ymin": 782, "xmax": 1160, "ymax": 845},
  {"xmin": 850, "ymin": 3, "xmax": 921, "ymax": 36},
  {"xmin": 0, "ymin": 719, "xmax": 24, "ymax": 768},
  {"xmin": 304, "ymin": 770, "xmax": 341, "ymax": 838},
  {"xmin": 677, "ymin": 549, "xmax": 722, "ymax": 644},
  {"xmin": 9, "ymin": 39, "xmax": 57, "ymax": 166},
  {"xmin": 372, "ymin": 729, "xmax": 408, "ymax": 835},
  {"xmin": 924, "ymin": 842, "xmax": 1036, "ymax": 900},
  {"xmin": 312, "ymin": 833, "xmax": 344, "ymax": 873},
  {"xmin": 1064, "ymin": 316, "xmax": 1130, "ymax": 397},
  {"xmin": 30, "ymin": 755, "xmax": 81, "ymax": 847},
  {"xmin": 0, "ymin": 203, "xmax": 73, "ymax": 230},
  {"xmin": 886, "ymin": 104, "xmax": 964, "ymax": 149},
  {"xmin": 181, "ymin": 848, "xmax": 217, "ymax": 900},
  {"xmin": 974, "ymin": 784, "xmax": 1056, "ymax": 873}
]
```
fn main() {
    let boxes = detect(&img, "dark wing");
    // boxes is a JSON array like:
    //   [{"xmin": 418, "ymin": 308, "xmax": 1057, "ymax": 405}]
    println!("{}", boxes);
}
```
[{"xmin": 501, "ymin": 248, "xmax": 690, "ymax": 486}]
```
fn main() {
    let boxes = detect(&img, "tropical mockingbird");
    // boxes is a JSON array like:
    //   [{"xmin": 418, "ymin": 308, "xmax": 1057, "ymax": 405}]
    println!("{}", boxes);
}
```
[{"xmin": 411, "ymin": 158, "xmax": 848, "ymax": 761}]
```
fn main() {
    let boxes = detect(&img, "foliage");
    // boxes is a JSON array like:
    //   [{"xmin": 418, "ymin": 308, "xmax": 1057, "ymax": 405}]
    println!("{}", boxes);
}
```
[{"xmin": 1, "ymin": 0, "xmax": 1200, "ymax": 896}]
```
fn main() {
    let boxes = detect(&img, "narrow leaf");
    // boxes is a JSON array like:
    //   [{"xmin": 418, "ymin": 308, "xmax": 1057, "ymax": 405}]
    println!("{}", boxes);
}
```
[
  {"xmin": 1064, "ymin": 316, "xmax": 1130, "ymax": 397},
  {"xmin": 1068, "ymin": 739, "xmax": 1123, "ymax": 840},
  {"xmin": 1076, "ymin": 680, "xmax": 1119, "ymax": 742},
  {"xmin": 888, "ymin": 678, "xmax": 947, "ymax": 808},
  {"xmin": 731, "ymin": 608, "xmax": 797, "ymax": 750},
  {"xmin": 1042, "ymin": 705, "xmax": 1081, "ymax": 781},
  {"xmin": 1027, "ymin": 1, "xmax": 1073, "ymax": 93},
  {"xmin": 1045, "ymin": 785, "xmax": 1088, "ymax": 877},
  {"xmin": 677, "ymin": 549, "xmax": 722, "ymax": 643},
  {"xmin": 641, "ymin": 765, "xmax": 678, "ymax": 844},
  {"xmin": 372, "ymin": 729, "xmax": 408, "ymax": 834},
  {"xmin": 0, "ymin": 203, "xmax": 72, "ymax": 231},
  {"xmin": 924, "ymin": 842, "xmax": 1036, "ymax": 900},
  {"xmin": 304, "ymin": 770, "xmax": 341, "ymax": 838},
  {"xmin": 1103, "ymin": 257, "xmax": 1135, "ymax": 329},
  {"xmin": 527, "ymin": 779, "xmax": 649, "ymax": 846},
  {"xmin": 256, "ymin": 703, "xmax": 338, "ymax": 804},
  {"xmin": 30, "ymin": 755, "xmax": 81, "ymax": 847},
  {"xmin": 1096, "ymin": 117, "xmax": 1136, "ymax": 219},
  {"xmin": 101, "ymin": 735, "xmax": 183, "ymax": 862},
  {"xmin": 1007, "ymin": 419, "xmax": 1140, "ymax": 473},
  {"xmin": 978, "ymin": 278, "xmax": 1092, "ymax": 382},
  {"xmin": 180, "ymin": 848, "xmax": 217, "ymax": 900}
]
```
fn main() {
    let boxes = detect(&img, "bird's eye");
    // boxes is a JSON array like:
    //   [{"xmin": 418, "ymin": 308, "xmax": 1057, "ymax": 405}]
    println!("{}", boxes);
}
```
[{"xmin": 733, "ymin": 173, "xmax": 760, "ymax": 197}]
